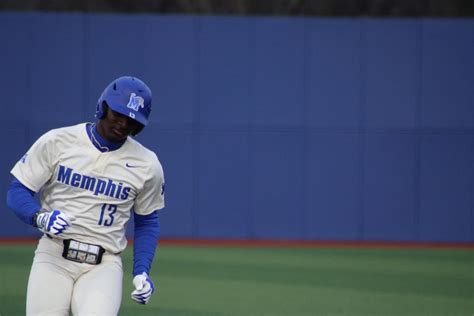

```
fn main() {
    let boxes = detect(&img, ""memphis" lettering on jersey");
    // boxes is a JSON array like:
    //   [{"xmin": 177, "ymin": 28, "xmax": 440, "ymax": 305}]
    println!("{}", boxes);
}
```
[{"xmin": 57, "ymin": 165, "xmax": 131, "ymax": 200}]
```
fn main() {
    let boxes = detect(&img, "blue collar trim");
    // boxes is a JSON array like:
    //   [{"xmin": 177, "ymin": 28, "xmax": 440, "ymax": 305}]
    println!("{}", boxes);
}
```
[{"xmin": 86, "ymin": 123, "xmax": 124, "ymax": 152}]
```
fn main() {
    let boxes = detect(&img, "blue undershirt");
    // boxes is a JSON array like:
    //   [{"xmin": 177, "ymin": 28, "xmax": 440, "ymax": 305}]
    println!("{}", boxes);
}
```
[
  {"xmin": 133, "ymin": 211, "xmax": 160, "ymax": 276},
  {"xmin": 6, "ymin": 123, "xmax": 160, "ymax": 276},
  {"xmin": 6, "ymin": 178, "xmax": 40, "ymax": 225},
  {"xmin": 86, "ymin": 122, "xmax": 125, "ymax": 152}
]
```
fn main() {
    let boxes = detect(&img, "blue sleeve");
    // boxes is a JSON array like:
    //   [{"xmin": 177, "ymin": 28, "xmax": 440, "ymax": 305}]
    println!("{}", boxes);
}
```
[
  {"xmin": 6, "ymin": 178, "xmax": 41, "ymax": 226},
  {"xmin": 133, "ymin": 210, "xmax": 160, "ymax": 276}
]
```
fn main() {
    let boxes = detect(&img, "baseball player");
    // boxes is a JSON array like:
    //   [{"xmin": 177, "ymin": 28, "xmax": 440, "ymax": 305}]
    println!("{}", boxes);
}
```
[{"xmin": 6, "ymin": 76, "xmax": 165, "ymax": 315}]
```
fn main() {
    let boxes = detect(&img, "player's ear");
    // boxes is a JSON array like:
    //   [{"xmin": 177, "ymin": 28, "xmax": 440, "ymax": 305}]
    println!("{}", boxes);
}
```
[
  {"xmin": 131, "ymin": 124, "xmax": 144, "ymax": 136},
  {"xmin": 102, "ymin": 102, "xmax": 109, "ymax": 117}
]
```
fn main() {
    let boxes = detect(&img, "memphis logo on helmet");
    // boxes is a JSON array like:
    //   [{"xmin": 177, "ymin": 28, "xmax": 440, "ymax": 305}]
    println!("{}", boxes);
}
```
[{"xmin": 127, "ymin": 93, "xmax": 145, "ymax": 111}]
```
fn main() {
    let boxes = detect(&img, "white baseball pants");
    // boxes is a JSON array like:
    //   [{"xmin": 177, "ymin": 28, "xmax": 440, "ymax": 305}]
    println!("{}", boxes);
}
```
[{"xmin": 26, "ymin": 236, "xmax": 123, "ymax": 316}]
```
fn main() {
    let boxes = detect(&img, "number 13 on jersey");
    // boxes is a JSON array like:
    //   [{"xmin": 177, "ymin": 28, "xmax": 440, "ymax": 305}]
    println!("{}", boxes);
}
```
[{"xmin": 98, "ymin": 204, "xmax": 117, "ymax": 226}]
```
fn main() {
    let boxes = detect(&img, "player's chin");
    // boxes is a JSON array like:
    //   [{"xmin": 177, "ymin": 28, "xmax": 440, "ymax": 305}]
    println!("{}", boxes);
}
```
[{"xmin": 110, "ymin": 128, "xmax": 129, "ymax": 141}]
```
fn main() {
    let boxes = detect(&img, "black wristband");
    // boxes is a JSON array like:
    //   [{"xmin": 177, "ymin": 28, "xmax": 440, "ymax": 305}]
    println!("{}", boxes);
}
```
[{"xmin": 32, "ymin": 212, "xmax": 39, "ymax": 227}]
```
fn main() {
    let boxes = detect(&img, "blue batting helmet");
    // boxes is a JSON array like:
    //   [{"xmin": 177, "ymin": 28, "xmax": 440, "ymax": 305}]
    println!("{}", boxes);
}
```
[{"xmin": 96, "ymin": 76, "xmax": 152, "ymax": 129}]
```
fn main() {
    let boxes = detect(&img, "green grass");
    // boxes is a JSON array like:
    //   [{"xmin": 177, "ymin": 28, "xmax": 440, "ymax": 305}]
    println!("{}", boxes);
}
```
[{"xmin": 0, "ymin": 244, "xmax": 472, "ymax": 315}]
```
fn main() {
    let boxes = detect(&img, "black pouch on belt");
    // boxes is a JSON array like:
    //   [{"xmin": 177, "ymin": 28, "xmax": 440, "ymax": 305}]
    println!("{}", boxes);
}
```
[{"xmin": 62, "ymin": 239, "xmax": 106, "ymax": 265}]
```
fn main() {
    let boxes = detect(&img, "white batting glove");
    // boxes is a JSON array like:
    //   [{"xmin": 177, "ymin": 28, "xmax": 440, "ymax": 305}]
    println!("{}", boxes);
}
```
[
  {"xmin": 35, "ymin": 210, "xmax": 74, "ymax": 236},
  {"xmin": 131, "ymin": 272, "xmax": 155, "ymax": 305}
]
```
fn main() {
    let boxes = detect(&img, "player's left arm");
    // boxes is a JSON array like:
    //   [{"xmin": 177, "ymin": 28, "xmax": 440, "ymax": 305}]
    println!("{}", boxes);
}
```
[
  {"xmin": 131, "ymin": 210, "xmax": 160, "ymax": 305},
  {"xmin": 130, "ymin": 153, "xmax": 164, "ymax": 304}
]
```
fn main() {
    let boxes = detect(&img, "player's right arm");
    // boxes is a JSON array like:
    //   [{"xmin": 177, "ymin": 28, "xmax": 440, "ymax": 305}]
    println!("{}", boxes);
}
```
[
  {"xmin": 6, "ymin": 177, "xmax": 74, "ymax": 235},
  {"xmin": 6, "ymin": 177, "xmax": 40, "ymax": 225},
  {"xmin": 8, "ymin": 130, "xmax": 73, "ymax": 235},
  {"xmin": 10, "ymin": 130, "xmax": 56, "ymax": 193}
]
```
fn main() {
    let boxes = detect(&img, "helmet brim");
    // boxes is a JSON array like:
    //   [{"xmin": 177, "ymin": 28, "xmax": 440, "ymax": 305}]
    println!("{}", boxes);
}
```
[{"xmin": 107, "ymin": 101, "xmax": 148, "ymax": 126}]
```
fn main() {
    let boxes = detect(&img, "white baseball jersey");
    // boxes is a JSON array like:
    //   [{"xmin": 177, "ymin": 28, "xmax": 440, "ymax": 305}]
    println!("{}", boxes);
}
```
[{"xmin": 11, "ymin": 123, "xmax": 165, "ymax": 254}]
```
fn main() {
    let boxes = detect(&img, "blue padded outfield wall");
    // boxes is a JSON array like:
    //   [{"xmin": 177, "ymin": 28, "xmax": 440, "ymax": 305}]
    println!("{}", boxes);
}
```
[{"xmin": 1, "ymin": 12, "xmax": 473, "ymax": 242}]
